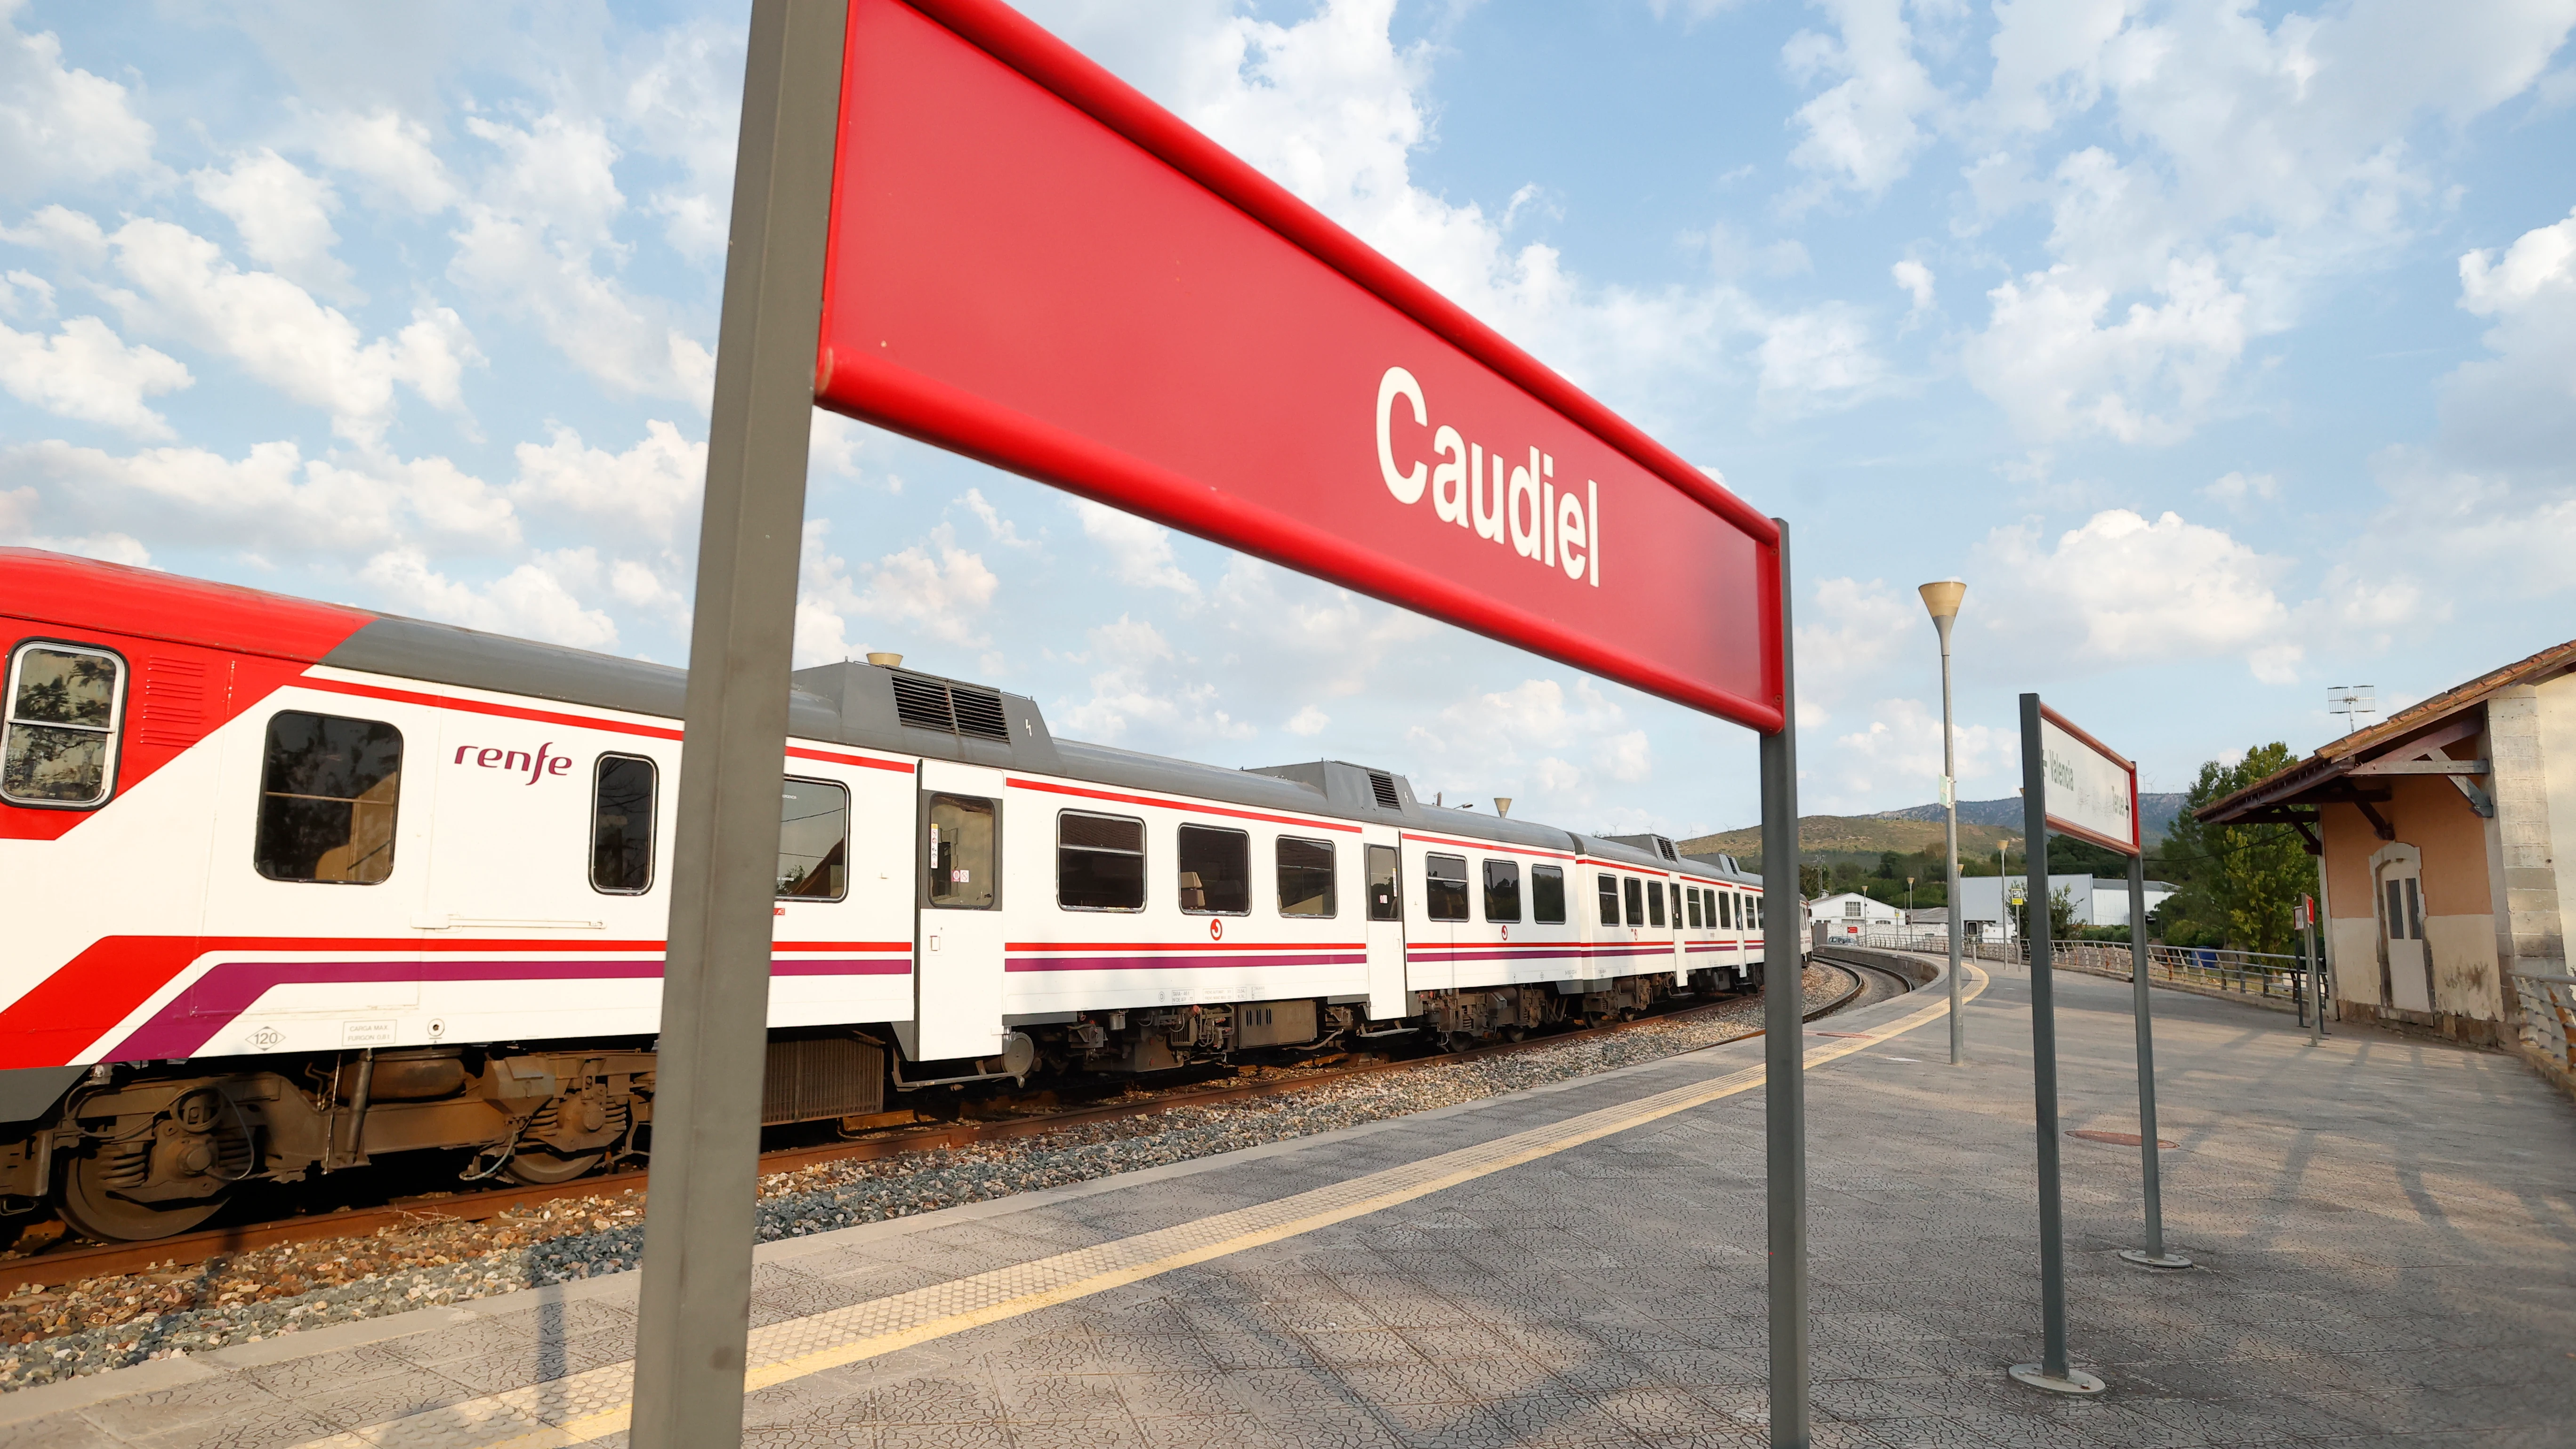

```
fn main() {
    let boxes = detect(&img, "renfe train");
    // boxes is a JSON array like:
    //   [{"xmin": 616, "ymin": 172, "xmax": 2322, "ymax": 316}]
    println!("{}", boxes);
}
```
[{"xmin": 0, "ymin": 549, "xmax": 1781, "ymax": 1240}]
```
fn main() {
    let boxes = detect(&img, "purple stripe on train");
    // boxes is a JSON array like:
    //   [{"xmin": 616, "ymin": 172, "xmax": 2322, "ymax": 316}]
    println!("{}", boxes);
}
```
[
  {"xmin": 107, "ymin": 954, "xmax": 910, "ymax": 1061},
  {"xmin": 1006, "ymin": 952, "xmax": 1366, "ymax": 973}
]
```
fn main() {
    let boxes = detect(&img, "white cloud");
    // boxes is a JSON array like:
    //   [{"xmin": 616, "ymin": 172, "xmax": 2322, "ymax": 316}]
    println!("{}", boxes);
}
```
[
  {"xmin": 1976, "ymin": 508, "xmax": 2298, "ymax": 681},
  {"xmin": 2201, "ymin": 470, "xmax": 2278, "ymax": 508},
  {"xmin": 1755, "ymin": 304, "xmax": 1887, "ymax": 415},
  {"xmin": 509, "ymin": 420, "xmax": 706, "ymax": 547},
  {"xmin": 1781, "ymin": 0, "xmax": 1945, "ymax": 205},
  {"xmin": 1074, "ymin": 499, "xmax": 1199, "ymax": 595},
  {"xmin": 1795, "ymin": 576, "xmax": 1924, "ymax": 721},
  {"xmin": 359, "ymin": 545, "xmax": 619, "ymax": 650},
  {"xmin": 1284, "ymin": 704, "xmax": 1330, "ymax": 736},
  {"xmin": 302, "ymin": 107, "xmax": 459, "ymax": 214},
  {"xmin": 0, "ymin": 314, "xmax": 189, "ymax": 435},
  {"xmin": 190, "ymin": 149, "xmax": 354, "ymax": 298},
  {"xmin": 611, "ymin": 20, "xmax": 744, "ymax": 261},
  {"xmin": 1892, "ymin": 258, "xmax": 1935, "ymax": 317},
  {"xmin": 447, "ymin": 112, "xmax": 710, "ymax": 403},
  {"xmin": 795, "ymin": 519, "xmax": 1001, "ymax": 666},
  {"xmin": 104, "ymin": 216, "xmax": 478, "ymax": 443},
  {"xmin": 1818, "ymin": 697, "xmax": 2008, "ymax": 813},
  {"xmin": 1962, "ymin": 251, "xmax": 2248, "ymax": 443},
  {"xmin": 0, "ymin": 438, "xmax": 518, "ymax": 557},
  {"xmin": 0, "ymin": 5, "xmax": 155, "ymax": 196},
  {"xmin": 1952, "ymin": 0, "xmax": 2576, "ymax": 445},
  {"xmin": 1402, "ymin": 677, "xmax": 1649, "ymax": 820},
  {"xmin": 2440, "ymin": 205, "xmax": 2576, "ymax": 472}
]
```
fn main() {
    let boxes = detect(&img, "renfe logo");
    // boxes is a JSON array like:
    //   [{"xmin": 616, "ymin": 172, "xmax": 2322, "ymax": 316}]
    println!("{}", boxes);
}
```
[
  {"xmin": 453, "ymin": 741, "xmax": 573, "ymax": 785},
  {"xmin": 1375, "ymin": 365, "xmax": 1598, "ymax": 588}
]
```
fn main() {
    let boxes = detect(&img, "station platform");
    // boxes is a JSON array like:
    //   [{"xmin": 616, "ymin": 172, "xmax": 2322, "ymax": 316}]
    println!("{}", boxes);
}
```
[{"xmin": 5, "ymin": 957, "xmax": 2569, "ymax": 1449}]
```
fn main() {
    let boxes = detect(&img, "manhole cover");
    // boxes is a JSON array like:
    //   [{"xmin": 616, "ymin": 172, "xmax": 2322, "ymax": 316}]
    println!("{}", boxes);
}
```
[{"xmin": 2069, "ymin": 1129, "xmax": 2178, "ymax": 1148}]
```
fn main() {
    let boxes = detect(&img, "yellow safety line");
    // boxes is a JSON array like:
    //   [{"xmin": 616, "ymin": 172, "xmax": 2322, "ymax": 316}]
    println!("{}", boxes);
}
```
[{"xmin": 326, "ymin": 961, "xmax": 1984, "ymax": 1449}]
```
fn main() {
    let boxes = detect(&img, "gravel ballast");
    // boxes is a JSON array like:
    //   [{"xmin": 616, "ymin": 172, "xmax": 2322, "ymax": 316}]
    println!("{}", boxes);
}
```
[{"xmin": 0, "ymin": 966, "xmax": 1854, "ymax": 1390}]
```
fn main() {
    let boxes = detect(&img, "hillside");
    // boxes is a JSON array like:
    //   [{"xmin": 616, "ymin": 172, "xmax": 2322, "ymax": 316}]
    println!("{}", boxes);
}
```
[
  {"xmin": 1674, "ymin": 815, "xmax": 2023, "ymax": 861},
  {"xmin": 1872, "ymin": 793, "xmax": 2188, "ymax": 844},
  {"xmin": 1675, "ymin": 791, "xmax": 2188, "ymax": 865}
]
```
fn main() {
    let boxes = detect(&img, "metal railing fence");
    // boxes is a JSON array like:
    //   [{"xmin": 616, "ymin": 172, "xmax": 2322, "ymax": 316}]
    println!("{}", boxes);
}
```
[{"xmin": 1836, "ymin": 930, "xmax": 2320, "ymax": 1004}]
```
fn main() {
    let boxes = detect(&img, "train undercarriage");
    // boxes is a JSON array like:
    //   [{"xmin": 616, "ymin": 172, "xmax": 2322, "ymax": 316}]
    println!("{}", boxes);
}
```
[{"xmin": 0, "ymin": 964, "xmax": 1760, "ymax": 1242}]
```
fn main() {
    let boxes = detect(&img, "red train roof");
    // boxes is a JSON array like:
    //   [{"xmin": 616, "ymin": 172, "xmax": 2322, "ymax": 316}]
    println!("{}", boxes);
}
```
[{"xmin": 0, "ymin": 548, "xmax": 375, "ymax": 662}]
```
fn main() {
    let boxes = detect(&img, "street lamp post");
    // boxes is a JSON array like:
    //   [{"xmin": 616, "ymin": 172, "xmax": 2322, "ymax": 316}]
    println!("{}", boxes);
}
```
[{"xmin": 1919, "ymin": 580, "xmax": 1967, "ymax": 1065}]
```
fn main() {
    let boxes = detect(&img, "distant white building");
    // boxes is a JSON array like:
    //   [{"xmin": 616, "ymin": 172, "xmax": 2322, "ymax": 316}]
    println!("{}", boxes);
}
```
[
  {"xmin": 1808, "ymin": 891, "xmax": 1904, "ymax": 938},
  {"xmin": 1955, "ymin": 875, "xmax": 2177, "ymax": 940}
]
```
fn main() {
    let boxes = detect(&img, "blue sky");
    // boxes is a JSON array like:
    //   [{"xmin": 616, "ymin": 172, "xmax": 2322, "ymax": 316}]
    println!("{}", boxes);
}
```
[{"xmin": 3, "ymin": 0, "xmax": 2573, "ymax": 837}]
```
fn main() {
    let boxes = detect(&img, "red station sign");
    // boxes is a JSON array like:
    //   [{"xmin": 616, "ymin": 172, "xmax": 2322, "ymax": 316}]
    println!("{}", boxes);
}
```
[{"xmin": 812, "ymin": 0, "xmax": 1784, "ymax": 731}]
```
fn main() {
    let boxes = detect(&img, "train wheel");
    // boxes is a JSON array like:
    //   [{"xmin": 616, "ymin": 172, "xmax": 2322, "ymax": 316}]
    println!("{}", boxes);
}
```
[
  {"xmin": 56, "ymin": 1154, "xmax": 229, "ymax": 1243},
  {"xmin": 502, "ymin": 1149, "xmax": 604, "ymax": 1186}
]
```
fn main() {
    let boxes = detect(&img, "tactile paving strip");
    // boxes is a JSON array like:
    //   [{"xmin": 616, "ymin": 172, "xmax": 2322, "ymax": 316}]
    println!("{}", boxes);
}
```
[{"xmin": 300, "ymin": 971, "xmax": 1978, "ymax": 1449}]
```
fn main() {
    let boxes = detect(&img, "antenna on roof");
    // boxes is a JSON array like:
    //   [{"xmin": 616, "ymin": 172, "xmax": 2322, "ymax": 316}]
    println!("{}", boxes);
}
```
[{"xmin": 2326, "ymin": 684, "xmax": 2376, "ymax": 736}]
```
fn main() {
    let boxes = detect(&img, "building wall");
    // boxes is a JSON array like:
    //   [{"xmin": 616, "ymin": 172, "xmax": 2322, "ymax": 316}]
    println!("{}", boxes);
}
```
[
  {"xmin": 2318, "ymin": 747, "xmax": 2507, "ymax": 1040},
  {"xmin": 2509, "ymin": 679, "xmax": 2571, "ymax": 981}
]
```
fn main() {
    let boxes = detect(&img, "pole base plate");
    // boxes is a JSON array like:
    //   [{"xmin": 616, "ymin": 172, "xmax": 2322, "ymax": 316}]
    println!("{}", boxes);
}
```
[
  {"xmin": 2119, "ymin": 1249, "xmax": 2193, "ymax": 1270},
  {"xmin": 2008, "ymin": 1364, "xmax": 2107, "ymax": 1396}
]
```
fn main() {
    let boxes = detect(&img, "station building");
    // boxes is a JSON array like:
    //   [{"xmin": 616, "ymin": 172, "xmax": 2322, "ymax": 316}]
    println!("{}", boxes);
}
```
[
  {"xmin": 1807, "ymin": 890, "xmax": 1904, "ymax": 937},
  {"xmin": 1953, "ymin": 873, "xmax": 2177, "ymax": 940},
  {"xmin": 2197, "ymin": 637, "xmax": 2575, "ymax": 1076}
]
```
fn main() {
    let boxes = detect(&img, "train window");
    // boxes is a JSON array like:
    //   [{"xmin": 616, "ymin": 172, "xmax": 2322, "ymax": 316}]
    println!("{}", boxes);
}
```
[
  {"xmin": 1647, "ymin": 880, "xmax": 1667, "ymax": 927},
  {"xmin": 924, "ymin": 792, "xmax": 993, "ymax": 907},
  {"xmin": 1597, "ymin": 872, "xmax": 1621, "ymax": 926},
  {"xmin": 1482, "ymin": 860, "xmax": 1521, "ymax": 922},
  {"xmin": 1178, "ymin": 824, "xmax": 1250, "ymax": 914},
  {"xmin": 1058, "ymin": 810, "xmax": 1144, "ymax": 911},
  {"xmin": 1425, "ymin": 853, "xmax": 1470, "ymax": 921},
  {"xmin": 1723, "ymin": 892, "xmax": 1737, "ymax": 930},
  {"xmin": 1751, "ymin": 895, "xmax": 1762, "ymax": 930},
  {"xmin": 782, "ymin": 778, "xmax": 851, "ymax": 901},
  {"xmin": 1687, "ymin": 889, "xmax": 1704, "ymax": 930},
  {"xmin": 255, "ymin": 710, "xmax": 402, "ymax": 884},
  {"xmin": 1623, "ymin": 876, "xmax": 1643, "ymax": 926},
  {"xmin": 1, "ymin": 643, "xmax": 123, "ymax": 808},
  {"xmin": 1277, "ymin": 836, "xmax": 1336, "ymax": 917},
  {"xmin": 590, "ymin": 755, "xmax": 657, "ymax": 894},
  {"xmin": 1367, "ymin": 844, "xmax": 1401, "ymax": 921},
  {"xmin": 1531, "ymin": 865, "xmax": 1566, "ymax": 924}
]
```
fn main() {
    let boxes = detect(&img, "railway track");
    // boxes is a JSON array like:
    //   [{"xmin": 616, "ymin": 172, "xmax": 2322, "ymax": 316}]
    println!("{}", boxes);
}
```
[{"xmin": 2, "ymin": 964, "xmax": 1884, "ymax": 1292}]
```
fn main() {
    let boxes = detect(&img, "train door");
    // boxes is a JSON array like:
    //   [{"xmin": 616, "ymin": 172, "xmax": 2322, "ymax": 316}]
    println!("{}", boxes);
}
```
[
  {"xmin": 1667, "ymin": 877, "xmax": 1687, "ymax": 987},
  {"xmin": 2379, "ymin": 850, "xmax": 2430, "ymax": 1013},
  {"xmin": 1361, "ymin": 831, "xmax": 1406, "ymax": 1020},
  {"xmin": 914, "ymin": 760, "xmax": 1008, "ymax": 1062}
]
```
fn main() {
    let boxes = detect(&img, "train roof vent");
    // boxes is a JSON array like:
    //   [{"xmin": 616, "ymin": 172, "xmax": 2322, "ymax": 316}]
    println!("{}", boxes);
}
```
[
  {"xmin": 1658, "ymin": 838, "xmax": 1678, "ymax": 861},
  {"xmin": 950, "ymin": 684, "xmax": 1011, "ymax": 741},
  {"xmin": 1367, "ymin": 770, "xmax": 1402, "ymax": 809},
  {"xmin": 890, "ymin": 673, "xmax": 956, "ymax": 732}
]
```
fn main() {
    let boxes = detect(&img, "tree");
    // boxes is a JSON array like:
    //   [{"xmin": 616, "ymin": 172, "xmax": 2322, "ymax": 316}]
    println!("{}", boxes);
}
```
[{"xmin": 2158, "ymin": 742, "xmax": 2307, "ymax": 953}]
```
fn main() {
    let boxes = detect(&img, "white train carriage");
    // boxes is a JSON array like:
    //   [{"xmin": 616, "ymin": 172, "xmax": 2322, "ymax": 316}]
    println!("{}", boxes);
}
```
[{"xmin": 0, "ymin": 550, "xmax": 1781, "ymax": 1239}]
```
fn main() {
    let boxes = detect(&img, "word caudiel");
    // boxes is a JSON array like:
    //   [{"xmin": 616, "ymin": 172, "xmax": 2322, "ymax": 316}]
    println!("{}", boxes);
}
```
[{"xmin": 1374, "ymin": 365, "xmax": 1600, "ymax": 587}]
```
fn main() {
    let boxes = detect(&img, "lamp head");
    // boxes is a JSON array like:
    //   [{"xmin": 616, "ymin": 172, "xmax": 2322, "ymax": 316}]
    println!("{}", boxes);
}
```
[{"xmin": 1917, "ymin": 579, "xmax": 1966, "ymax": 621}]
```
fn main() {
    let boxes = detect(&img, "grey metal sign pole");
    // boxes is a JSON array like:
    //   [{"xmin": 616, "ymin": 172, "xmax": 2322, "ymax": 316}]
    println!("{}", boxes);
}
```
[
  {"xmin": 2304, "ymin": 898, "xmax": 2324, "ymax": 1046},
  {"xmin": 630, "ymin": 5, "xmax": 845, "ymax": 1447},
  {"xmin": 2008, "ymin": 693, "xmax": 2103, "ymax": 1396},
  {"xmin": 2118, "ymin": 851, "xmax": 2188, "ymax": 1271},
  {"xmin": 1760, "ymin": 520, "xmax": 1810, "ymax": 1449}
]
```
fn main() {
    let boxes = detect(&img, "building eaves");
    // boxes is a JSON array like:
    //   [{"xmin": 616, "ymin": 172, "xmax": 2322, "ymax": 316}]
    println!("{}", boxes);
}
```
[{"xmin": 2197, "ymin": 635, "xmax": 2576, "ymax": 825}]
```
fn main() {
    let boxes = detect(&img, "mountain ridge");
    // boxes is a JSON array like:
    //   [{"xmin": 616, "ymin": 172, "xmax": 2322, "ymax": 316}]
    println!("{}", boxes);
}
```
[{"xmin": 1673, "ymin": 793, "xmax": 2187, "ymax": 861}]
